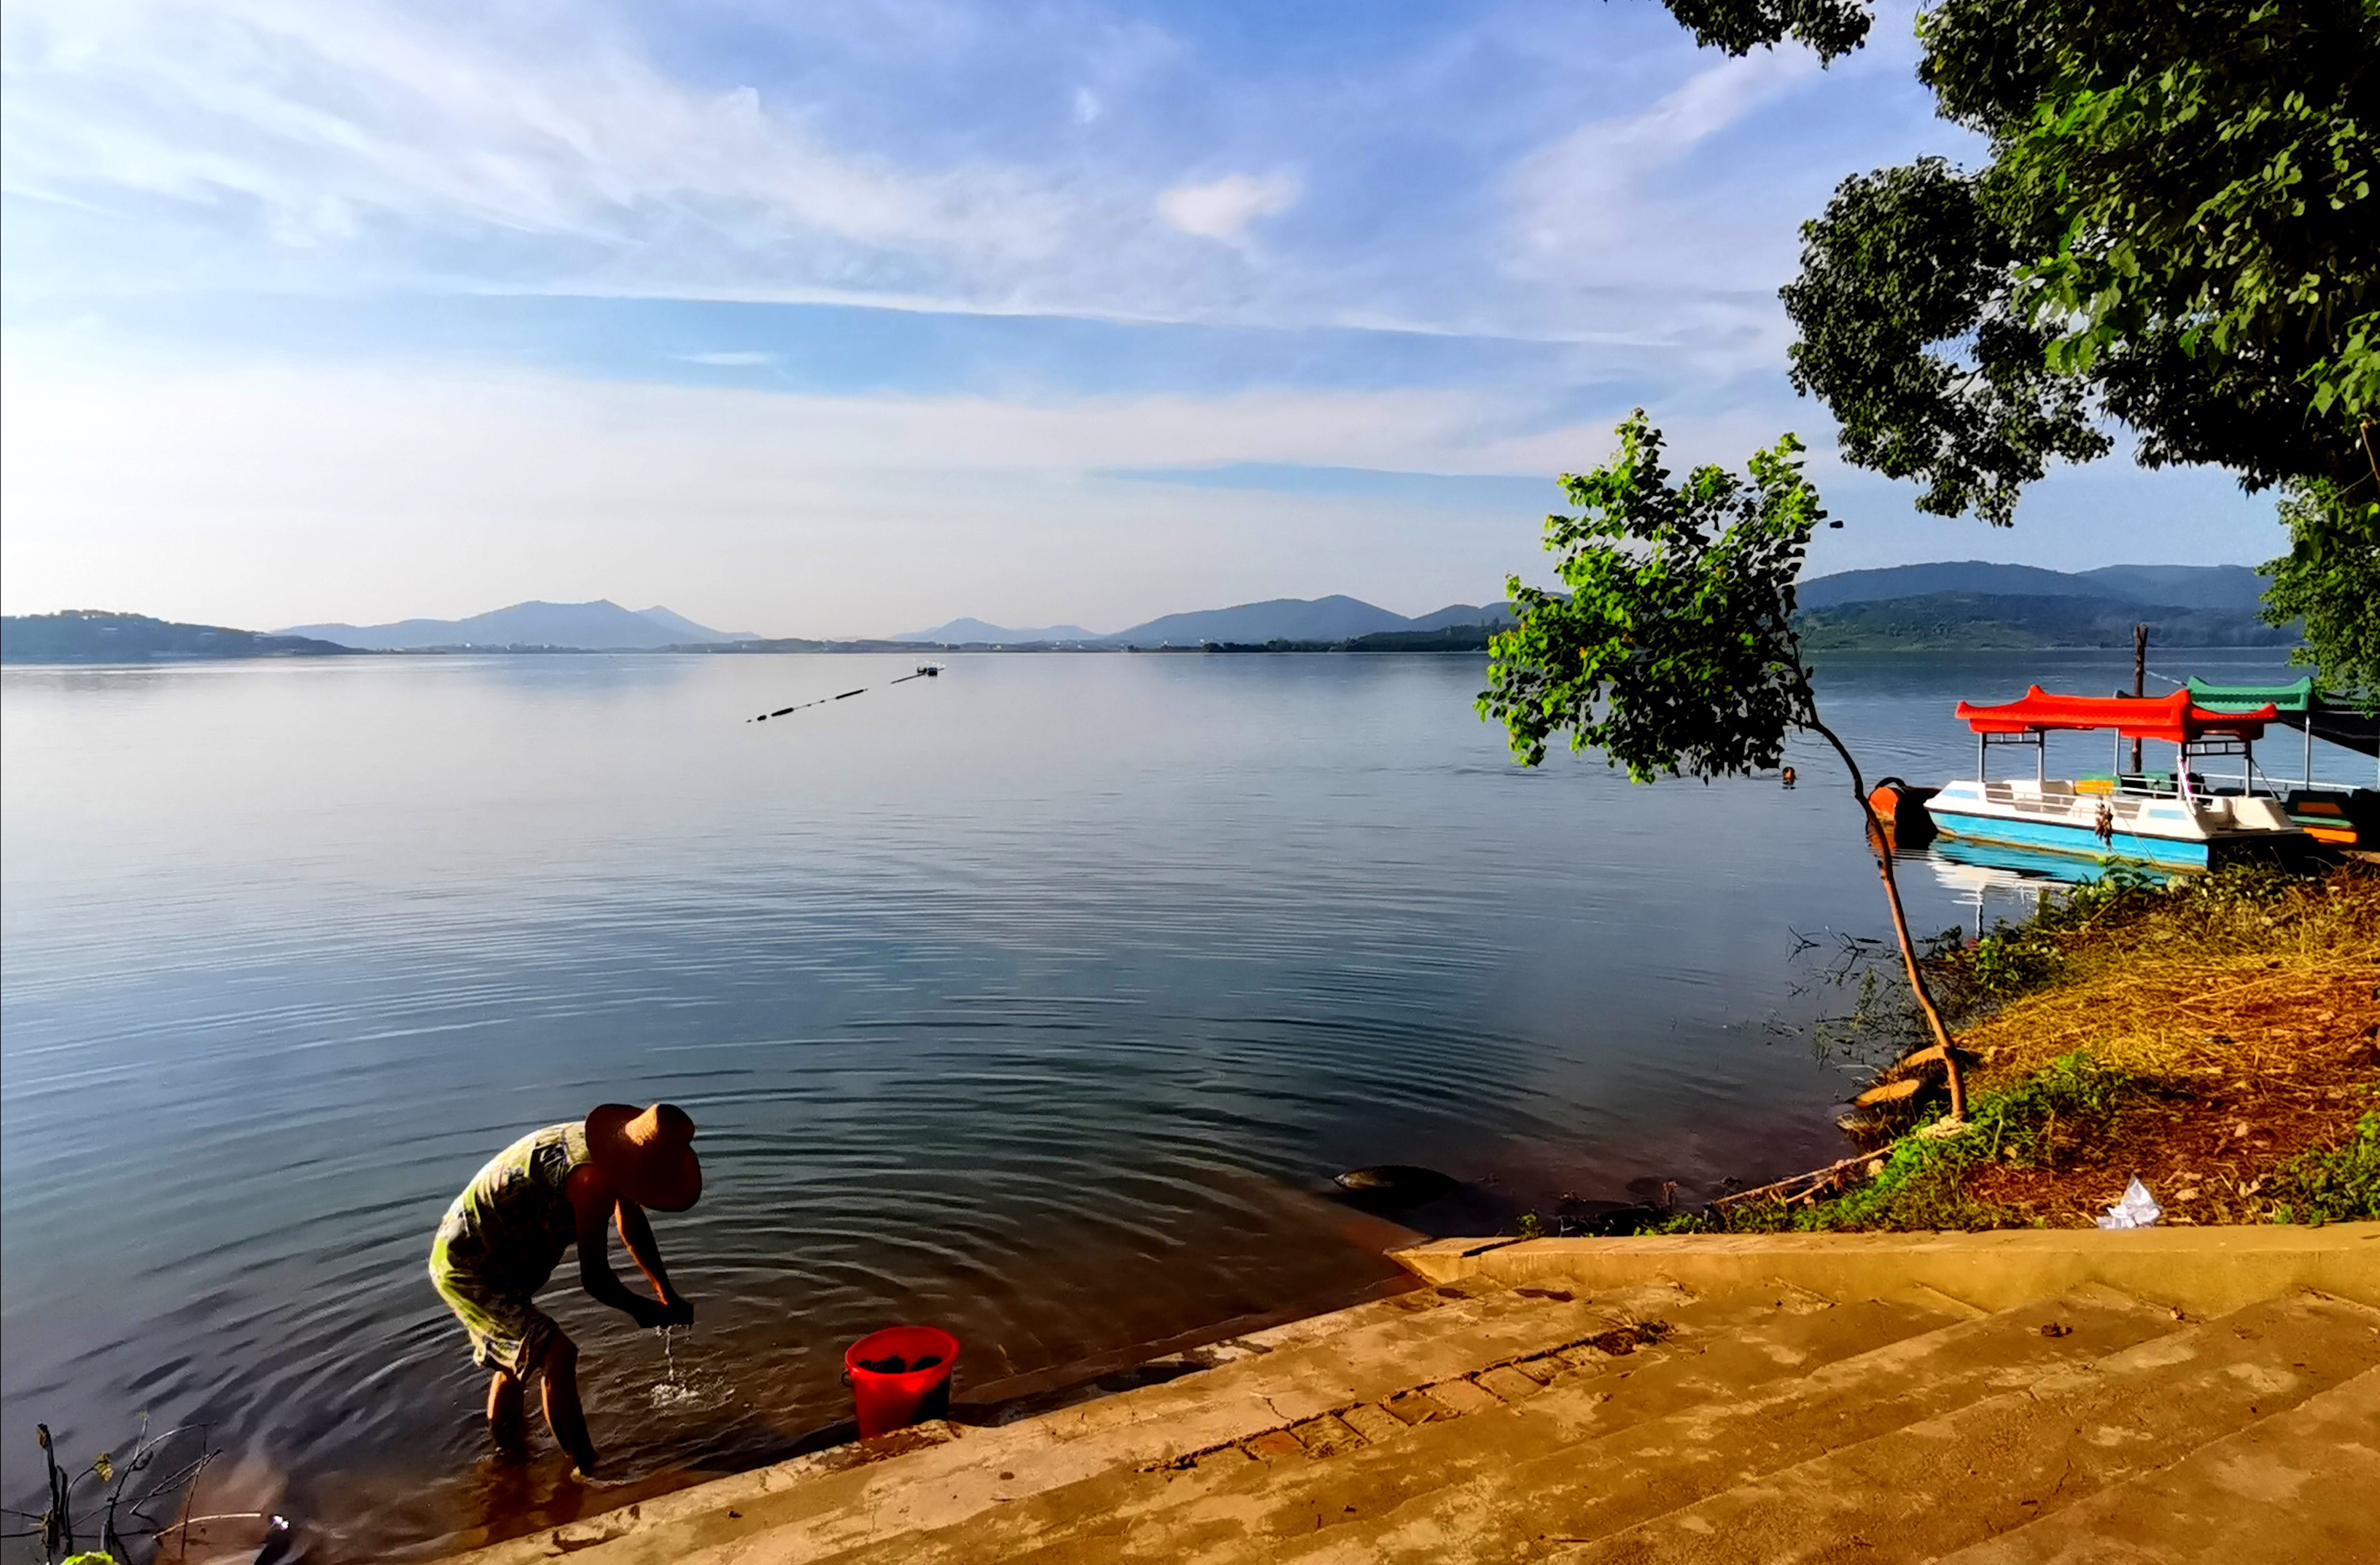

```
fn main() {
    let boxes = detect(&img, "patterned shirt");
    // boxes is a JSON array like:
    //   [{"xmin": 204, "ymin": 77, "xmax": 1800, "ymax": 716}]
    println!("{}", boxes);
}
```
[{"xmin": 434, "ymin": 1122, "xmax": 592, "ymax": 1297}]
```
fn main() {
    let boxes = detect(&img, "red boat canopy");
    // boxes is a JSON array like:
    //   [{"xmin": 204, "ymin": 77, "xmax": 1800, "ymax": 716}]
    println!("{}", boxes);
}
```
[{"xmin": 1954, "ymin": 686, "xmax": 2279, "ymax": 743}]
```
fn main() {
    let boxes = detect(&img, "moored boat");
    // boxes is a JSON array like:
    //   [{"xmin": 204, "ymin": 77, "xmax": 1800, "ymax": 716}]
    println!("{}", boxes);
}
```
[
  {"xmin": 2185, "ymin": 675, "xmax": 2379, "ymax": 849},
  {"xmin": 1922, "ymin": 687, "xmax": 2309, "ymax": 869},
  {"xmin": 1867, "ymin": 777, "xmax": 1939, "ymax": 848}
]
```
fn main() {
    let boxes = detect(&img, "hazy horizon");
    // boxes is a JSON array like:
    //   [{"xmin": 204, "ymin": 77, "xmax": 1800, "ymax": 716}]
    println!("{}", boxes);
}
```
[{"xmin": 2, "ymin": 556, "xmax": 2281, "ymax": 647}]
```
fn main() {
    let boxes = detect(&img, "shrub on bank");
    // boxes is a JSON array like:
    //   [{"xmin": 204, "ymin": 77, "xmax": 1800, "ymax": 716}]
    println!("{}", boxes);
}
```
[
  {"xmin": 1696, "ymin": 1054, "xmax": 2147, "ymax": 1233},
  {"xmin": 2268, "ymin": 1110, "xmax": 2380, "ymax": 1225},
  {"xmin": 1655, "ymin": 863, "xmax": 2379, "ymax": 1234}
]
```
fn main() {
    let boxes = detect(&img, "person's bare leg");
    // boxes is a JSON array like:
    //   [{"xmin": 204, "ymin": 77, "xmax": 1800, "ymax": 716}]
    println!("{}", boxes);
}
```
[
  {"xmin": 535, "ymin": 1335, "xmax": 599, "ymax": 1476},
  {"xmin": 486, "ymin": 1368, "xmax": 525, "ymax": 1448}
]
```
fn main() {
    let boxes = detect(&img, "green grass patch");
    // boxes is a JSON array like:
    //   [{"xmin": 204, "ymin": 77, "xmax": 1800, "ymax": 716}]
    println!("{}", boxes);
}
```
[
  {"xmin": 2268, "ymin": 1111, "xmax": 2380, "ymax": 1225},
  {"xmin": 1682, "ymin": 1054, "xmax": 2150, "ymax": 1233}
]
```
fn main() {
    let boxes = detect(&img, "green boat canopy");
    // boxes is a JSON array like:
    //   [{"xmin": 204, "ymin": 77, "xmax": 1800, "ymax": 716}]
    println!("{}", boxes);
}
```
[
  {"xmin": 2187, "ymin": 676, "xmax": 2316, "ymax": 715},
  {"xmin": 2188, "ymin": 677, "xmax": 2378, "ymax": 762}
]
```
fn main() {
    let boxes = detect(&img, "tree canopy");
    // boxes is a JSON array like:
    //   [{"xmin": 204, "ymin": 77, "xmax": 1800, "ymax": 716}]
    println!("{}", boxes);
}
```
[
  {"xmin": 1479, "ymin": 413, "xmax": 1823, "ymax": 778},
  {"xmin": 1660, "ymin": 0, "xmax": 2380, "ymax": 700},
  {"xmin": 1480, "ymin": 408, "xmax": 1964, "ymax": 1110}
]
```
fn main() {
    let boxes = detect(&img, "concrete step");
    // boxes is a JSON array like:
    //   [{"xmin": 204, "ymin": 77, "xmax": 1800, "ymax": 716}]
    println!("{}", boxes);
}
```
[
  {"xmin": 1936, "ymin": 1365, "xmax": 2380, "ymax": 1565},
  {"xmin": 1392, "ymin": 1223, "xmax": 2380, "ymax": 1316},
  {"xmin": 444, "ymin": 1275, "xmax": 1710, "ymax": 1565},
  {"xmin": 835, "ymin": 1281, "xmax": 1972, "ymax": 1565},
  {"xmin": 949, "ymin": 1281, "xmax": 2171, "ymax": 1565},
  {"xmin": 1551, "ymin": 1289, "xmax": 2380, "ymax": 1565}
]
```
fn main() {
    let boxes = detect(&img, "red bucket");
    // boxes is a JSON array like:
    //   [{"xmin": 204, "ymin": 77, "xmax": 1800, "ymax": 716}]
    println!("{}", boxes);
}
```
[{"xmin": 844, "ymin": 1325, "xmax": 960, "ymax": 1438}]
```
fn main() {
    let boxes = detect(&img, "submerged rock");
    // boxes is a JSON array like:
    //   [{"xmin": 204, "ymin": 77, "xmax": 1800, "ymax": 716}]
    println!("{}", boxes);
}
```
[{"xmin": 1333, "ymin": 1165, "xmax": 1459, "ymax": 1208}]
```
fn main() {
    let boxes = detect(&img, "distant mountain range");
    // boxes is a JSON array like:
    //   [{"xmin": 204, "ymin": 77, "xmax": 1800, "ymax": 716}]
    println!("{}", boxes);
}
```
[
  {"xmin": 888, "ymin": 563, "xmax": 2277, "ymax": 651},
  {"xmin": 281, "ymin": 599, "xmax": 755, "ymax": 650},
  {"xmin": 1, "ymin": 610, "xmax": 368, "ymax": 664},
  {"xmin": 1791, "ymin": 561, "xmax": 2284, "ymax": 651},
  {"xmin": 1, "ymin": 563, "xmax": 2292, "ymax": 665},
  {"xmin": 1794, "ymin": 593, "xmax": 2295, "ymax": 652},
  {"xmin": 895, "ymin": 616, "xmax": 1099, "ymax": 645},
  {"xmin": 1796, "ymin": 562, "xmax": 2267, "ymax": 614},
  {"xmin": 895, "ymin": 596, "xmax": 1517, "ymax": 647}
]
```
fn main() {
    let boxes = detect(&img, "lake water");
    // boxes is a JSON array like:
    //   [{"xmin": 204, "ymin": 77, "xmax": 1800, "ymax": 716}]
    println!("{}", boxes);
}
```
[{"xmin": 0, "ymin": 648, "xmax": 2327, "ymax": 1558}]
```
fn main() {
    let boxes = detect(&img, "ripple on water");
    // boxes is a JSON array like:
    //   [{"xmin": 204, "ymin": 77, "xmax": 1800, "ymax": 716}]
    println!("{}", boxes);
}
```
[{"xmin": 10, "ymin": 649, "xmax": 2292, "ymax": 1557}]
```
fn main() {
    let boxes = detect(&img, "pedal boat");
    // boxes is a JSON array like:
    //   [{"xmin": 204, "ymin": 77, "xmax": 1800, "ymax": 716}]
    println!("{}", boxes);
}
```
[{"xmin": 1922, "ymin": 687, "xmax": 2307, "ymax": 869}]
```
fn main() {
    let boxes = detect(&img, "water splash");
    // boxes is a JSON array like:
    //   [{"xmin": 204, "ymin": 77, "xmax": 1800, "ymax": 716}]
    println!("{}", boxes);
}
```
[{"xmin": 649, "ymin": 1325, "xmax": 723, "ymax": 1410}]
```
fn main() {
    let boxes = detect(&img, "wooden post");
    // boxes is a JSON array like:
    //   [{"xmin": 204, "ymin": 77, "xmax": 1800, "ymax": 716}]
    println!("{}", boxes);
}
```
[{"xmin": 2130, "ymin": 624, "xmax": 2147, "ymax": 775}]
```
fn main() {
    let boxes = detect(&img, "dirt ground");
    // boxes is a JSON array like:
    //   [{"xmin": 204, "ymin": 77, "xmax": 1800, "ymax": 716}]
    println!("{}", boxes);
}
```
[{"xmin": 1951, "ymin": 866, "xmax": 2380, "ymax": 1227}]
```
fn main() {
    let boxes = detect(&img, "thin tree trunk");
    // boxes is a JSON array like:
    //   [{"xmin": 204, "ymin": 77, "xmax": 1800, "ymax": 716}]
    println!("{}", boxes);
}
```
[{"xmin": 1801, "ymin": 712, "xmax": 1967, "ymax": 1122}]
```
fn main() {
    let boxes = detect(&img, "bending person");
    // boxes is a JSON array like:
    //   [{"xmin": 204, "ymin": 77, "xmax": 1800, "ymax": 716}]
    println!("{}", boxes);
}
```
[{"xmin": 429, "ymin": 1103, "xmax": 701, "ymax": 1475}]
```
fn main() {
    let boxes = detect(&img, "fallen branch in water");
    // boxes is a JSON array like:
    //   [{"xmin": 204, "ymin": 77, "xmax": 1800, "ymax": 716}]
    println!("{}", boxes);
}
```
[{"xmin": 1711, "ymin": 1150, "xmax": 1885, "ymax": 1210}]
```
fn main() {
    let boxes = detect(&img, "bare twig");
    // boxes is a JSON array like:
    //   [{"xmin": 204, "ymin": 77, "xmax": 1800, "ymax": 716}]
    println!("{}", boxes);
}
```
[
  {"xmin": 1711, "ymin": 1150, "xmax": 1883, "ymax": 1209},
  {"xmin": 1799, "ymin": 705, "xmax": 1968, "ymax": 1120},
  {"xmin": 152, "ymin": 1509, "xmax": 270, "ymax": 1538}
]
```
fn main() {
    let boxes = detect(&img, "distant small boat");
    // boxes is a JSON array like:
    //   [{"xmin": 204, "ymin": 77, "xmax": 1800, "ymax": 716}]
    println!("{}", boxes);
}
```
[{"xmin": 915, "ymin": 664, "xmax": 943, "ymax": 677}]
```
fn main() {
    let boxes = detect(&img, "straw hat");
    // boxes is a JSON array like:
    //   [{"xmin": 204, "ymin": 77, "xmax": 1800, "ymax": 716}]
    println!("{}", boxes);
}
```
[{"xmin": 586, "ymin": 1103, "xmax": 703, "ymax": 1211}]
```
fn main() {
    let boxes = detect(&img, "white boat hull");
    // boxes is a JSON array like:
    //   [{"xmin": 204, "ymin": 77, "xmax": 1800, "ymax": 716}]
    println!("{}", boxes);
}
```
[{"xmin": 1923, "ymin": 779, "xmax": 2306, "ymax": 869}]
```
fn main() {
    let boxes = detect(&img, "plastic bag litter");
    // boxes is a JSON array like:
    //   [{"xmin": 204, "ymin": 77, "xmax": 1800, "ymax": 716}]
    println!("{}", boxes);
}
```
[{"xmin": 2096, "ymin": 1177, "xmax": 2163, "ymax": 1230}]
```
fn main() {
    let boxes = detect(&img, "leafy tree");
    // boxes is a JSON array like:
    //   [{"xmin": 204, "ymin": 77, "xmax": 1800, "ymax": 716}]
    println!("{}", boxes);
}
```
[
  {"xmin": 1658, "ymin": 0, "xmax": 1870, "ymax": 61},
  {"xmin": 1656, "ymin": 0, "xmax": 2380, "ymax": 702},
  {"xmin": 1480, "ymin": 411, "xmax": 1966, "ymax": 1118}
]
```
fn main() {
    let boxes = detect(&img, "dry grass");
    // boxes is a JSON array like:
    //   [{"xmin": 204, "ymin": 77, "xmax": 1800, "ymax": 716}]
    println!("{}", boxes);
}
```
[
  {"xmin": 1965, "ymin": 956, "xmax": 2380, "ymax": 1088},
  {"xmin": 1681, "ymin": 865, "xmax": 2380, "ymax": 1235},
  {"xmin": 1947, "ymin": 864, "xmax": 2380, "ymax": 1226}
]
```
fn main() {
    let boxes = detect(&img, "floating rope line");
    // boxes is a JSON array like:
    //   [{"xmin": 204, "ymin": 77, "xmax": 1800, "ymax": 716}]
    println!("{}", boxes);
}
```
[{"xmin": 750, "ymin": 665, "xmax": 941, "ymax": 722}]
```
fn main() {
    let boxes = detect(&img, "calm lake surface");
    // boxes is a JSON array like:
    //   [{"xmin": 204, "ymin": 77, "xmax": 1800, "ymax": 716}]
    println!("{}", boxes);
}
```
[{"xmin": 1, "ymin": 648, "xmax": 2325, "ymax": 1558}]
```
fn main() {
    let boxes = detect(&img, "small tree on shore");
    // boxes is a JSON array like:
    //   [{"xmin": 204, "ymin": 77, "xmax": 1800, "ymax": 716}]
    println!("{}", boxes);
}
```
[{"xmin": 1479, "ymin": 410, "xmax": 1965, "ymax": 1119}]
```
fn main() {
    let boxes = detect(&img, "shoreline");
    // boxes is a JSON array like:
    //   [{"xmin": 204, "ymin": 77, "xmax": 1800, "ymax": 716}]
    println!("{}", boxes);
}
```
[
  {"xmin": 1660, "ymin": 861, "xmax": 2379, "ymax": 1235},
  {"xmin": 1, "ymin": 640, "xmax": 2317, "ymax": 666}
]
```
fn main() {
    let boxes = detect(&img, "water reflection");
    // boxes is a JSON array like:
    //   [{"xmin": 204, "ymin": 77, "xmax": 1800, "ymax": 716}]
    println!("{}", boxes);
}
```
[{"xmin": 1921, "ymin": 830, "xmax": 2194, "ymax": 939}]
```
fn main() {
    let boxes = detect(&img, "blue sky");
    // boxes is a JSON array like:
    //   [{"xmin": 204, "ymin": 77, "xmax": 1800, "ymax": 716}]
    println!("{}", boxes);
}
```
[{"xmin": 1, "ymin": 0, "xmax": 2284, "ymax": 636}]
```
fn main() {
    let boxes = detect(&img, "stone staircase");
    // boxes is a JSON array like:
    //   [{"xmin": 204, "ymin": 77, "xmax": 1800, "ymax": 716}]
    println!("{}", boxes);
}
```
[{"xmin": 448, "ymin": 1224, "xmax": 2380, "ymax": 1565}]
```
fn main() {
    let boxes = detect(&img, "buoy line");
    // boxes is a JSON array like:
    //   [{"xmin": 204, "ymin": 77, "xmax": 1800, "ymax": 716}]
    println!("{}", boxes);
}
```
[{"xmin": 750, "ymin": 664, "xmax": 942, "ymax": 722}]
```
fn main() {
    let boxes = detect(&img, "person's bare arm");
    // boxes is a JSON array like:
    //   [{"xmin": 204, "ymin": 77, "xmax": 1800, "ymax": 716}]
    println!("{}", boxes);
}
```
[
  {"xmin": 568, "ymin": 1165, "xmax": 669, "ymax": 1326},
  {"xmin": 615, "ymin": 1199, "xmax": 691, "ymax": 1323}
]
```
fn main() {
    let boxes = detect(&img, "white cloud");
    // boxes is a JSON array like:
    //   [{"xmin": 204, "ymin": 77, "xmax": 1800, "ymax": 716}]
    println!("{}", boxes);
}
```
[
  {"xmin": 1156, "ymin": 170, "xmax": 1300, "ymax": 244},
  {"xmin": 677, "ymin": 351, "xmax": 774, "ymax": 367},
  {"xmin": 0, "ymin": 0, "xmax": 1940, "ymax": 356},
  {"xmin": 1505, "ymin": 48, "xmax": 1818, "ymax": 279},
  {"xmin": 1, "ymin": 0, "xmax": 1073, "ymax": 290}
]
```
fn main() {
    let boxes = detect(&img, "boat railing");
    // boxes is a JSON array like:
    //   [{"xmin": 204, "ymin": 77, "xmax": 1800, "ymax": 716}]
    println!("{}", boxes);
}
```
[{"xmin": 2115, "ymin": 772, "xmax": 2191, "ymax": 798}]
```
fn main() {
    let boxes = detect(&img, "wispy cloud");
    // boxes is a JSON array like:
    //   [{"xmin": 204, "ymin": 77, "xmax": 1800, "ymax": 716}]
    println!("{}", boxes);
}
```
[
  {"xmin": 1, "ymin": 341, "xmax": 2281, "ymax": 635},
  {"xmin": 0, "ymin": 0, "xmax": 1926, "ymax": 357},
  {"xmin": 1504, "ymin": 48, "xmax": 1820, "ymax": 283},
  {"xmin": 1156, "ymin": 170, "xmax": 1299, "ymax": 244},
  {"xmin": 0, "ymin": 342, "xmax": 1601, "ymax": 632},
  {"xmin": 3, "ymin": 0, "xmax": 1077, "ymax": 297},
  {"xmin": 7, "ymin": 0, "xmax": 2228, "ymax": 634}
]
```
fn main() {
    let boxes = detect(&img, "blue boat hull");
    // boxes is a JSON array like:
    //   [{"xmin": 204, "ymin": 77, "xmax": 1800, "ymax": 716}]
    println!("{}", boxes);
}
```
[{"xmin": 1924, "ymin": 807, "xmax": 2213, "ymax": 869}]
